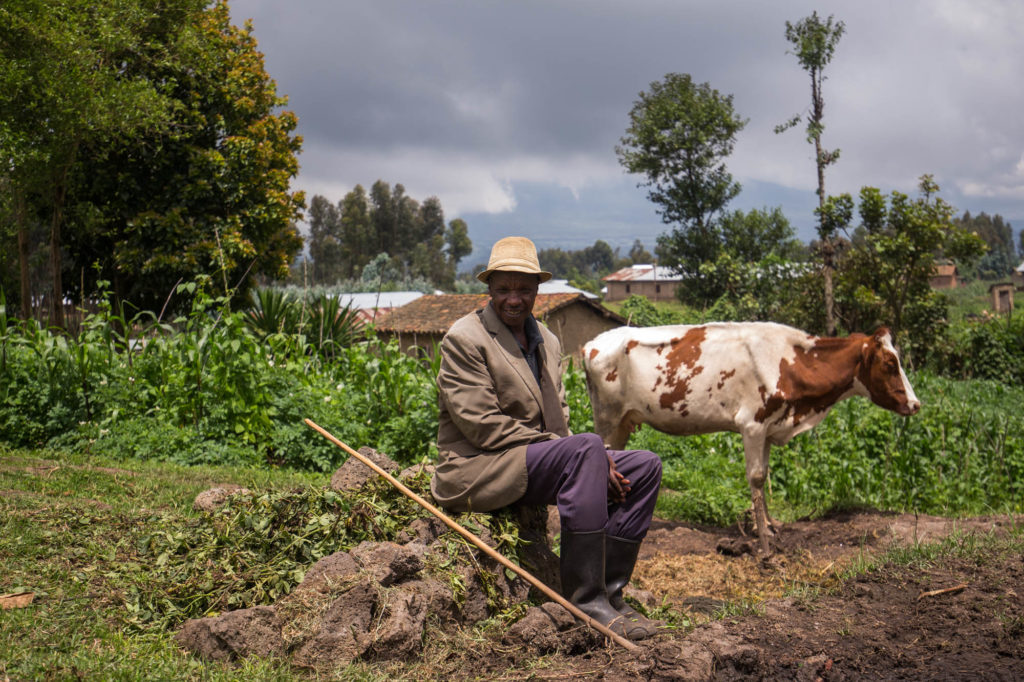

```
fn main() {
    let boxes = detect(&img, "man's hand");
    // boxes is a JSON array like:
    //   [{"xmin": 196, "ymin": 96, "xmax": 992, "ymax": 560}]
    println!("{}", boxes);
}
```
[{"xmin": 607, "ymin": 453, "xmax": 630, "ymax": 504}]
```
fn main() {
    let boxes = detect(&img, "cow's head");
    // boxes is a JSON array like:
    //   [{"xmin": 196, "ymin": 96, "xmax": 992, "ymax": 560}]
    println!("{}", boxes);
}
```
[{"xmin": 858, "ymin": 328, "xmax": 921, "ymax": 416}]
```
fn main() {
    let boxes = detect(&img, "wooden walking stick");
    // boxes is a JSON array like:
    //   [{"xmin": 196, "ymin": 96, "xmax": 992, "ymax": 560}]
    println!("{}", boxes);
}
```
[{"xmin": 304, "ymin": 418, "xmax": 639, "ymax": 651}]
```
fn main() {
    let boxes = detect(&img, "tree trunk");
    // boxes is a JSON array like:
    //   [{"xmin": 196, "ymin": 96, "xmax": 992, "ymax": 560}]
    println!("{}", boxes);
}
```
[
  {"xmin": 815, "ymin": 133, "xmax": 837, "ymax": 336},
  {"xmin": 822, "ymin": 242, "xmax": 836, "ymax": 337},
  {"xmin": 15, "ymin": 189, "xmax": 33, "ymax": 319},
  {"xmin": 49, "ymin": 190, "xmax": 66, "ymax": 329}
]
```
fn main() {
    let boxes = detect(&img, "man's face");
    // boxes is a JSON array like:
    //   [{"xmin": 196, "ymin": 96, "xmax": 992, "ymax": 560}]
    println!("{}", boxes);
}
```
[{"xmin": 488, "ymin": 271, "xmax": 539, "ymax": 330}]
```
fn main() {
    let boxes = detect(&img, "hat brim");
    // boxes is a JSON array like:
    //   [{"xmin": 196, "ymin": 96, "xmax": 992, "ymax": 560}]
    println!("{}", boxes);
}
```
[{"xmin": 477, "ymin": 266, "xmax": 553, "ymax": 284}]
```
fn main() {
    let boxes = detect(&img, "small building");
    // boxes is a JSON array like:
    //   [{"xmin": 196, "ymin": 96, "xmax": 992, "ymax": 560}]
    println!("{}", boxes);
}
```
[
  {"xmin": 375, "ymin": 293, "xmax": 627, "ymax": 361},
  {"xmin": 929, "ymin": 263, "xmax": 959, "ymax": 290},
  {"xmin": 602, "ymin": 264, "xmax": 683, "ymax": 302},
  {"xmin": 989, "ymin": 282, "xmax": 1015, "ymax": 314},
  {"xmin": 1013, "ymin": 261, "xmax": 1024, "ymax": 290}
]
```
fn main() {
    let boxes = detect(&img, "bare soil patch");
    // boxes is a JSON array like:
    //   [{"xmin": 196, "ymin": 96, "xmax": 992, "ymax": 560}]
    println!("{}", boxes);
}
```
[
  {"xmin": 429, "ymin": 510, "xmax": 1023, "ymax": 681},
  {"xmin": 621, "ymin": 510, "xmax": 1023, "ymax": 680}
]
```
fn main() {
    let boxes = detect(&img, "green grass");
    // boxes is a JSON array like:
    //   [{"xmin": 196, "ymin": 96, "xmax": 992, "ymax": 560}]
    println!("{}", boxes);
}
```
[
  {"xmin": 837, "ymin": 522, "xmax": 1024, "ymax": 580},
  {"xmin": 0, "ymin": 444, "xmax": 323, "ymax": 681},
  {"xmin": 0, "ymin": 444, "xmax": 527, "ymax": 681}
]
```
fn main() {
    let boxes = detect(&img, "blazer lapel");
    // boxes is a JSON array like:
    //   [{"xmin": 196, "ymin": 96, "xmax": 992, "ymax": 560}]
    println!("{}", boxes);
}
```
[
  {"xmin": 480, "ymin": 305, "xmax": 568, "ymax": 436},
  {"xmin": 480, "ymin": 305, "xmax": 545, "ymax": 408}
]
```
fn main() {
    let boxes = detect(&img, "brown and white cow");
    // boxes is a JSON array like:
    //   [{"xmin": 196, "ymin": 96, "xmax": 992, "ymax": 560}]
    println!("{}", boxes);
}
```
[{"xmin": 583, "ymin": 322, "xmax": 920, "ymax": 554}]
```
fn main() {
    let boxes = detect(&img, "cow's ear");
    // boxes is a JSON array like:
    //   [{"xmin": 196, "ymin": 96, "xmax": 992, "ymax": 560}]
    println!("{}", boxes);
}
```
[{"xmin": 873, "ymin": 327, "xmax": 891, "ymax": 343}]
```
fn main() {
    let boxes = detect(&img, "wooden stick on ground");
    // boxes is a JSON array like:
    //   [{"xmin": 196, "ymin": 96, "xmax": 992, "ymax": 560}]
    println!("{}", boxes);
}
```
[
  {"xmin": 304, "ymin": 418, "xmax": 638, "ymax": 651},
  {"xmin": 917, "ymin": 583, "xmax": 968, "ymax": 601}
]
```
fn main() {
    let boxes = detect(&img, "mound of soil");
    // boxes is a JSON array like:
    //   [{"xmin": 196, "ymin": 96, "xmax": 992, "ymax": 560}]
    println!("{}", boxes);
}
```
[{"xmin": 177, "ymin": 454, "xmax": 1022, "ymax": 680}]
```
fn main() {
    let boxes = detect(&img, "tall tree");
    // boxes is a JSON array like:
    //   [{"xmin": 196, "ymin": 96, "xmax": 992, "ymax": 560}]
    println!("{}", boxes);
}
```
[
  {"xmin": 628, "ymin": 239, "xmax": 653, "ymax": 264},
  {"xmin": 1, "ymin": 0, "xmax": 200, "ymax": 323},
  {"xmin": 308, "ymin": 195, "xmax": 344, "ymax": 283},
  {"xmin": 62, "ymin": 1, "xmax": 303, "ymax": 311},
  {"xmin": 778, "ymin": 11, "xmax": 845, "ymax": 335},
  {"xmin": 369, "ymin": 180, "xmax": 395, "ymax": 258},
  {"xmin": 616, "ymin": 73, "xmax": 747, "ymax": 302},
  {"xmin": 338, "ymin": 185, "xmax": 372, "ymax": 278},
  {"xmin": 445, "ymin": 218, "xmax": 473, "ymax": 273},
  {"xmin": 956, "ymin": 211, "xmax": 1016, "ymax": 279}
]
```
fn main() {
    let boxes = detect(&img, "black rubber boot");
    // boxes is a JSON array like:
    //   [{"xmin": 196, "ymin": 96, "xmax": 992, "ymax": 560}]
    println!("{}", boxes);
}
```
[
  {"xmin": 605, "ymin": 535, "xmax": 664, "ymax": 638},
  {"xmin": 559, "ymin": 529, "xmax": 652, "ymax": 641}
]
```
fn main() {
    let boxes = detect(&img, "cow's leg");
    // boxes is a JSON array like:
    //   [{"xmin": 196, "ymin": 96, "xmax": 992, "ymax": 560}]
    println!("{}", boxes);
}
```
[
  {"xmin": 593, "ymin": 410, "xmax": 633, "ymax": 451},
  {"xmin": 742, "ymin": 433, "xmax": 773, "ymax": 556},
  {"xmin": 603, "ymin": 419, "xmax": 633, "ymax": 451}
]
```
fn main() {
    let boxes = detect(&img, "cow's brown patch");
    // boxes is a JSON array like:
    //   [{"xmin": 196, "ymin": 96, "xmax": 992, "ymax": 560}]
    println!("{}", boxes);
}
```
[
  {"xmin": 588, "ymin": 348, "xmax": 599, "ymax": 361},
  {"xmin": 717, "ymin": 368, "xmax": 736, "ymax": 390},
  {"xmin": 656, "ymin": 344, "xmax": 665, "ymax": 355},
  {"xmin": 605, "ymin": 368, "xmax": 618, "ymax": 382},
  {"xmin": 625, "ymin": 340, "xmax": 639, "ymax": 355},
  {"xmin": 755, "ymin": 338, "xmax": 861, "ymax": 424},
  {"xmin": 657, "ymin": 328, "xmax": 707, "ymax": 416}
]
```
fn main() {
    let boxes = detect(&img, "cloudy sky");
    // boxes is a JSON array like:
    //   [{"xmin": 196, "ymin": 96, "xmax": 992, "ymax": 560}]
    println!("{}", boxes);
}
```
[{"xmin": 229, "ymin": 0, "xmax": 1024, "ymax": 271}]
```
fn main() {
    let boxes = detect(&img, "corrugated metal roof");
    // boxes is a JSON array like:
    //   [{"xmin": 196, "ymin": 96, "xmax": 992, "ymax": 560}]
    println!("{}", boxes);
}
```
[
  {"xmin": 539, "ymin": 279, "xmax": 598, "ymax": 299},
  {"xmin": 602, "ymin": 264, "xmax": 683, "ymax": 282},
  {"xmin": 338, "ymin": 291, "xmax": 426, "ymax": 310}
]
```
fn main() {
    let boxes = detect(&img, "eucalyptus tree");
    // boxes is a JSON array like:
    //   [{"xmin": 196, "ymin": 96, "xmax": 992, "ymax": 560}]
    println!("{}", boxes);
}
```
[
  {"xmin": 777, "ymin": 11, "xmax": 846, "ymax": 334},
  {"xmin": 308, "ymin": 195, "xmax": 345, "ymax": 284}
]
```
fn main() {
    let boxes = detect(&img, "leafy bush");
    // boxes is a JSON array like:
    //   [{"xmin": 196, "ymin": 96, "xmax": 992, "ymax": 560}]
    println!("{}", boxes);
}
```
[
  {"xmin": 0, "ymin": 280, "xmax": 436, "ymax": 470},
  {"xmin": 926, "ymin": 314, "xmax": 1024, "ymax": 383}
]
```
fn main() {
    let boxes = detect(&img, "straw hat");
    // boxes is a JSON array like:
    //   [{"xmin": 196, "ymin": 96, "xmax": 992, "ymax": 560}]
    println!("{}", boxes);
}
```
[{"xmin": 476, "ymin": 236, "xmax": 552, "ymax": 283}]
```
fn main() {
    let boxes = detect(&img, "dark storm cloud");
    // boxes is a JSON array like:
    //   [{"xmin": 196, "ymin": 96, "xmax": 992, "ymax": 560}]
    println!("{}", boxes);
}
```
[{"xmin": 231, "ymin": 0, "xmax": 1024, "ymax": 256}]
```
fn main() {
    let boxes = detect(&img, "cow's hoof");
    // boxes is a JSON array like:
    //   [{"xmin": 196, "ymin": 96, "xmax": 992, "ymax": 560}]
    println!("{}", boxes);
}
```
[{"xmin": 716, "ymin": 537, "xmax": 756, "ymax": 557}]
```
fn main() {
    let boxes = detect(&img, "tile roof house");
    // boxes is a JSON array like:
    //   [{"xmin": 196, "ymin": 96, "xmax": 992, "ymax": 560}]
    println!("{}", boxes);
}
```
[
  {"xmin": 375, "ymin": 293, "xmax": 627, "ymax": 361},
  {"xmin": 602, "ymin": 264, "xmax": 683, "ymax": 302}
]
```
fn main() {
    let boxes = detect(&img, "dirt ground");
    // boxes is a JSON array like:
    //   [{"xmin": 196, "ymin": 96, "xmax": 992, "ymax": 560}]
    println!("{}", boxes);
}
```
[
  {"xmin": 626, "ymin": 510, "xmax": 1024, "ymax": 680},
  {"xmin": 482, "ymin": 510, "xmax": 1023, "ymax": 681}
]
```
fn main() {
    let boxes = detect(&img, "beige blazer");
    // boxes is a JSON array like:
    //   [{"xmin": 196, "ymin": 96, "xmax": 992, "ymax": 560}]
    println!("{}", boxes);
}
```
[{"xmin": 430, "ymin": 304, "xmax": 570, "ymax": 512}]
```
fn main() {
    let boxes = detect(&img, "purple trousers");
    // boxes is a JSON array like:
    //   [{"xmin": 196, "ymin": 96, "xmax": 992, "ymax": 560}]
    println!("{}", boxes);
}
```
[{"xmin": 517, "ymin": 432, "xmax": 662, "ymax": 541}]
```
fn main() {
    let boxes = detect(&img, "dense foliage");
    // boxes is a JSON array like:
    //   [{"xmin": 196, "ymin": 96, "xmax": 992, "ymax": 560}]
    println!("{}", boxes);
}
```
[
  {"xmin": 1, "ymin": 0, "xmax": 303, "ymax": 320},
  {"xmin": 2, "ymin": 282, "xmax": 1021, "ymax": 531},
  {"xmin": 956, "ymin": 211, "xmax": 1018, "ymax": 280},
  {"xmin": 303, "ymin": 182, "xmax": 472, "ymax": 290},
  {"xmin": 0, "ymin": 282, "xmax": 438, "ymax": 471}
]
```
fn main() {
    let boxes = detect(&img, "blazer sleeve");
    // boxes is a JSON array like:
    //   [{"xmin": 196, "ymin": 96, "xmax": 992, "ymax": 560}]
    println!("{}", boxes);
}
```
[{"xmin": 437, "ymin": 331, "xmax": 554, "ymax": 451}]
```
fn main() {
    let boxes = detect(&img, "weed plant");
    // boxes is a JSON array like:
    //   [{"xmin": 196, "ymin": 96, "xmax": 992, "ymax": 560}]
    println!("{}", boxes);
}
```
[
  {"xmin": 0, "ymin": 279, "xmax": 438, "ymax": 471},
  {"xmin": 124, "ymin": 471, "xmax": 524, "ymax": 630}
]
